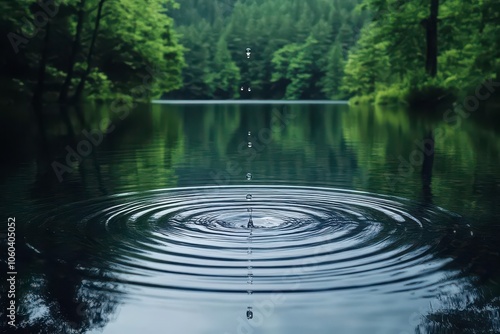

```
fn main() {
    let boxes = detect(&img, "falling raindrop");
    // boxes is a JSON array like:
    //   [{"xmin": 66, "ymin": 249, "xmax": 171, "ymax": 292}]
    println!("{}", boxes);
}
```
[{"xmin": 244, "ymin": 129, "xmax": 254, "ymax": 322}]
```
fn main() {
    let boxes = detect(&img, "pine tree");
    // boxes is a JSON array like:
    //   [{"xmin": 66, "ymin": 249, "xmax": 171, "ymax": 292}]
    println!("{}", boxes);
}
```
[{"xmin": 321, "ymin": 42, "xmax": 345, "ymax": 98}]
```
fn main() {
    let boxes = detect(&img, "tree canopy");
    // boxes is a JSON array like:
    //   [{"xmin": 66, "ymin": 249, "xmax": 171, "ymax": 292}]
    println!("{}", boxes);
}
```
[
  {"xmin": 1, "ymin": 0, "xmax": 498, "ymax": 103},
  {"xmin": 342, "ymin": 0, "xmax": 500, "ymax": 104},
  {"xmin": 0, "ymin": 0, "xmax": 185, "ymax": 103}
]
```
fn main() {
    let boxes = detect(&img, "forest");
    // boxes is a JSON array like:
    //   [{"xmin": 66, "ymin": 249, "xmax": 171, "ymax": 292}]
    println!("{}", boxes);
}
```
[
  {"xmin": 2, "ymin": 2, "xmax": 500, "ymax": 333},
  {"xmin": 1, "ymin": 0, "xmax": 499, "ymax": 105}
]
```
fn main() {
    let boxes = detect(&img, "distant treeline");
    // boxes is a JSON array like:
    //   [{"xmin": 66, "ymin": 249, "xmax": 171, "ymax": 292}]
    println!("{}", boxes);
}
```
[
  {"xmin": 168, "ymin": 0, "xmax": 367, "ymax": 99},
  {"xmin": 1, "ymin": 0, "xmax": 499, "ymax": 104},
  {"xmin": 169, "ymin": 0, "xmax": 500, "ymax": 103}
]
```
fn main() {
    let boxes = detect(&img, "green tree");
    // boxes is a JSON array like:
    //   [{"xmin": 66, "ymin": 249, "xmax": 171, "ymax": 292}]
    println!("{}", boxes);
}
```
[
  {"xmin": 341, "ymin": 24, "xmax": 389, "ymax": 97},
  {"xmin": 207, "ymin": 36, "xmax": 240, "ymax": 98},
  {"xmin": 0, "ymin": 0, "xmax": 185, "ymax": 103},
  {"xmin": 321, "ymin": 42, "xmax": 345, "ymax": 98}
]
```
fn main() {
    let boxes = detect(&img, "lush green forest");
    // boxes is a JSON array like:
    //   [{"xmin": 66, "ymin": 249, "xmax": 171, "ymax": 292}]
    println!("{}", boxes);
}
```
[
  {"xmin": 1, "ymin": 0, "xmax": 499, "ymax": 104},
  {"xmin": 166, "ymin": 0, "xmax": 367, "ymax": 99},
  {"xmin": 0, "ymin": 0, "xmax": 185, "ymax": 104},
  {"xmin": 343, "ymin": 0, "xmax": 500, "ymax": 105}
]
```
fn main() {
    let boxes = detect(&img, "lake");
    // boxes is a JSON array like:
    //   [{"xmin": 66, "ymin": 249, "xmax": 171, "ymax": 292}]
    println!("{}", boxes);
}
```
[{"xmin": 1, "ymin": 102, "xmax": 499, "ymax": 333}]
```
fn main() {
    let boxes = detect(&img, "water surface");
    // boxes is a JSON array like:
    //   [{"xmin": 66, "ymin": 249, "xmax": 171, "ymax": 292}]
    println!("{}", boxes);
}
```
[{"xmin": 1, "ymin": 103, "xmax": 499, "ymax": 333}]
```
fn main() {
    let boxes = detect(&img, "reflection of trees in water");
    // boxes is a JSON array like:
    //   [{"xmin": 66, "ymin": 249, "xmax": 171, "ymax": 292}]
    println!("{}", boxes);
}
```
[
  {"xmin": 3, "ymin": 218, "xmax": 123, "ymax": 333},
  {"xmin": 14, "ymin": 269, "xmax": 122, "ymax": 333},
  {"xmin": 416, "ymin": 284, "xmax": 500, "ymax": 333},
  {"xmin": 5, "ymin": 103, "xmax": 500, "ymax": 333},
  {"xmin": 9, "ymin": 209, "xmax": 124, "ymax": 333},
  {"xmin": 413, "ymin": 228, "xmax": 500, "ymax": 333},
  {"xmin": 413, "ymin": 129, "xmax": 500, "ymax": 333},
  {"xmin": 2, "ymin": 105, "xmax": 128, "ymax": 333},
  {"xmin": 414, "ymin": 216, "xmax": 500, "ymax": 333}
]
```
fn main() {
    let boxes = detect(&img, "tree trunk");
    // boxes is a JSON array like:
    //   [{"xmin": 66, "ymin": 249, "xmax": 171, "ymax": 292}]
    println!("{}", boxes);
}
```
[
  {"xmin": 425, "ymin": 0, "xmax": 439, "ymax": 77},
  {"xmin": 73, "ymin": 0, "xmax": 106, "ymax": 102},
  {"xmin": 33, "ymin": 22, "xmax": 51, "ymax": 107},
  {"xmin": 59, "ymin": 0, "xmax": 86, "ymax": 104}
]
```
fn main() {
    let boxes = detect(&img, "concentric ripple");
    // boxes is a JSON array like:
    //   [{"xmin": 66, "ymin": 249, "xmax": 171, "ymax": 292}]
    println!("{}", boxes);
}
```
[{"xmin": 26, "ymin": 186, "xmax": 467, "ymax": 297}]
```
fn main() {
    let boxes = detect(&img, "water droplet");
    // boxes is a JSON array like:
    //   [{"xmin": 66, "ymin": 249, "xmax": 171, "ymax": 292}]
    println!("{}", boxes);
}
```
[
  {"xmin": 247, "ymin": 248, "xmax": 252, "ymax": 254},
  {"xmin": 246, "ymin": 173, "xmax": 252, "ymax": 180},
  {"xmin": 246, "ymin": 194, "xmax": 252, "ymax": 200},
  {"xmin": 248, "ymin": 265, "xmax": 252, "ymax": 270},
  {"xmin": 247, "ymin": 290, "xmax": 252, "ymax": 295},
  {"xmin": 247, "ymin": 207, "xmax": 252, "ymax": 212},
  {"xmin": 248, "ymin": 131, "xmax": 251, "ymax": 136},
  {"xmin": 248, "ymin": 142, "xmax": 252, "ymax": 148},
  {"xmin": 247, "ymin": 306, "xmax": 253, "ymax": 319}
]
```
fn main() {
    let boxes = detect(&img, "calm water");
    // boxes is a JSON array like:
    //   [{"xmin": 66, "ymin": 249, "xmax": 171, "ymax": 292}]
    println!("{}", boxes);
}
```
[{"xmin": 1, "ymin": 102, "xmax": 500, "ymax": 333}]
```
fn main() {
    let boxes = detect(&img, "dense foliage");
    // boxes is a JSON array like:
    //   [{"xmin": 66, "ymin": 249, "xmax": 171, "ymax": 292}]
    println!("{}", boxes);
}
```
[
  {"xmin": 0, "ymin": 0, "xmax": 185, "ymax": 103},
  {"xmin": 168, "ymin": 0, "xmax": 500, "ymax": 102},
  {"xmin": 342, "ymin": 0, "xmax": 500, "ymax": 105},
  {"xmin": 168, "ymin": 0, "xmax": 366, "ymax": 99},
  {"xmin": 1, "ymin": 0, "xmax": 499, "ymax": 103}
]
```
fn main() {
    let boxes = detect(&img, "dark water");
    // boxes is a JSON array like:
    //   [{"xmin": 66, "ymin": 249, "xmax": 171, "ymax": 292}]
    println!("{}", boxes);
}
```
[{"xmin": 1, "ymin": 103, "xmax": 500, "ymax": 333}]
